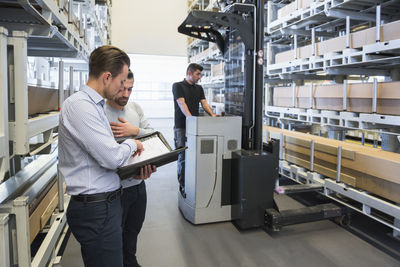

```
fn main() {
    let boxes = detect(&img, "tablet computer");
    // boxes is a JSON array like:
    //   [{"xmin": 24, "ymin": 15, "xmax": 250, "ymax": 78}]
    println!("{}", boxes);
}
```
[{"xmin": 117, "ymin": 131, "xmax": 186, "ymax": 180}]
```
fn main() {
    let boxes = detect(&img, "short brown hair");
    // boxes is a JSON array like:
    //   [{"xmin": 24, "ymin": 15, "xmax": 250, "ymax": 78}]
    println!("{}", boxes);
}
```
[
  {"xmin": 186, "ymin": 63, "xmax": 203, "ymax": 75},
  {"xmin": 127, "ymin": 69, "xmax": 134, "ymax": 80},
  {"xmin": 89, "ymin": 45, "xmax": 130, "ymax": 78}
]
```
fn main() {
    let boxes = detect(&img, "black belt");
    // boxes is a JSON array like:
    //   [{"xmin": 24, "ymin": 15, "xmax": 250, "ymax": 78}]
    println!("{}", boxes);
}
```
[{"xmin": 71, "ymin": 188, "xmax": 122, "ymax": 203}]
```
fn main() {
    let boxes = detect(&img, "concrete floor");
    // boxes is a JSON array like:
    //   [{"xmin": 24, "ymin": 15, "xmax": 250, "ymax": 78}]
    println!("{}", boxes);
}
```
[{"xmin": 61, "ymin": 118, "xmax": 399, "ymax": 267}]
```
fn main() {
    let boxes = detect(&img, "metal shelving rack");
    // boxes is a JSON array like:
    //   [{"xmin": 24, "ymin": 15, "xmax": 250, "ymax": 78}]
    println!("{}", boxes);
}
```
[
  {"xmin": 264, "ymin": 0, "xmax": 400, "ymax": 237},
  {"xmin": 0, "ymin": 0, "xmax": 111, "ymax": 59},
  {"xmin": 0, "ymin": 1, "xmax": 111, "ymax": 265},
  {"xmin": 181, "ymin": 0, "xmax": 400, "ymax": 238},
  {"xmin": 186, "ymin": 0, "xmax": 226, "ymax": 114},
  {"xmin": 0, "ymin": 28, "xmax": 8, "ymax": 182},
  {"xmin": 265, "ymin": 0, "xmax": 400, "ymax": 140},
  {"xmin": 274, "ymin": 157, "xmax": 400, "ymax": 238},
  {"xmin": 0, "ymin": 0, "xmax": 111, "ymax": 179}
]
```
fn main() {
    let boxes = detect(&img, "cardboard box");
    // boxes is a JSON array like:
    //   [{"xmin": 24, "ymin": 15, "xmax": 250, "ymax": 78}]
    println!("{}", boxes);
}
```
[
  {"xmin": 273, "ymin": 82, "xmax": 400, "ymax": 115},
  {"xmin": 211, "ymin": 62, "xmax": 225, "ymax": 77},
  {"xmin": 273, "ymin": 86, "xmax": 296, "ymax": 107},
  {"xmin": 301, "ymin": 0, "xmax": 314, "ymax": 9},
  {"xmin": 345, "ymin": 83, "xmax": 400, "ymax": 114},
  {"xmin": 277, "ymin": 0, "xmax": 315, "ymax": 18},
  {"xmin": 317, "ymin": 35, "xmax": 346, "ymax": 56},
  {"xmin": 298, "ymin": 44, "xmax": 313, "ymax": 59},
  {"xmin": 297, "ymin": 85, "xmax": 314, "ymax": 108},
  {"xmin": 28, "ymin": 86, "xmax": 69, "ymax": 115},
  {"xmin": 275, "ymin": 49, "xmax": 294, "ymax": 64},
  {"xmin": 314, "ymin": 84, "xmax": 343, "ymax": 111},
  {"xmin": 377, "ymin": 81, "xmax": 400, "ymax": 115},
  {"xmin": 347, "ymin": 83, "xmax": 372, "ymax": 113},
  {"xmin": 382, "ymin": 20, "xmax": 400, "ymax": 42},
  {"xmin": 277, "ymin": 2, "xmax": 296, "ymax": 18},
  {"xmin": 352, "ymin": 26, "xmax": 377, "ymax": 48}
]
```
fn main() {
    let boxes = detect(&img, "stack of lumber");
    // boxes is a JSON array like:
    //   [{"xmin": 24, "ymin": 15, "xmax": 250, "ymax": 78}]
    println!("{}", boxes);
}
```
[{"xmin": 265, "ymin": 126, "xmax": 400, "ymax": 203}]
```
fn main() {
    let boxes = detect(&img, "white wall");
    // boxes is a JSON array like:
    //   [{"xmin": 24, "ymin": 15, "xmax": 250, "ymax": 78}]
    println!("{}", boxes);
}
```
[
  {"xmin": 128, "ymin": 54, "xmax": 188, "ymax": 118},
  {"xmin": 111, "ymin": 0, "xmax": 188, "ymax": 57}
]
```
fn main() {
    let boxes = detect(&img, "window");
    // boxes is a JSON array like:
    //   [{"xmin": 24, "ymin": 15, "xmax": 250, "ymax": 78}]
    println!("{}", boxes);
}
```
[{"xmin": 128, "ymin": 54, "xmax": 187, "ymax": 118}]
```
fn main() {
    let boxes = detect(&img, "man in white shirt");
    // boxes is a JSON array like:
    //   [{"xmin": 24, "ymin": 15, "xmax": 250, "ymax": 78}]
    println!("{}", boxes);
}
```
[
  {"xmin": 105, "ymin": 69, "xmax": 155, "ymax": 267},
  {"xmin": 59, "ymin": 46, "xmax": 154, "ymax": 267}
]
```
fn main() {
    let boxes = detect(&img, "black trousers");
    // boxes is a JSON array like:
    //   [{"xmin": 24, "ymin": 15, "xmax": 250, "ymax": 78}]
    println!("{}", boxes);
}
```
[
  {"xmin": 174, "ymin": 127, "xmax": 186, "ymax": 188},
  {"xmin": 67, "ymin": 195, "xmax": 123, "ymax": 267},
  {"xmin": 121, "ymin": 181, "xmax": 147, "ymax": 267}
]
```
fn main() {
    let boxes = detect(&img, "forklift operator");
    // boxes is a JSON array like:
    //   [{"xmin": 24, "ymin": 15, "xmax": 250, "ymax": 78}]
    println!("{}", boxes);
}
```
[{"xmin": 172, "ymin": 63, "xmax": 216, "ymax": 197}]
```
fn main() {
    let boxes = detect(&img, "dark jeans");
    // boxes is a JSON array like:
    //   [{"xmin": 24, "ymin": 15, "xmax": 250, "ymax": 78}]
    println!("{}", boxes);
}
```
[
  {"xmin": 121, "ymin": 181, "xmax": 147, "ymax": 267},
  {"xmin": 67, "ymin": 195, "xmax": 123, "ymax": 267},
  {"xmin": 174, "ymin": 127, "xmax": 186, "ymax": 188}
]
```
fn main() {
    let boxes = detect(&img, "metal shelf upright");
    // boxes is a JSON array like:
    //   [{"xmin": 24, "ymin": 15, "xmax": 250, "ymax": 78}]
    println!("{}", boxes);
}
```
[
  {"xmin": 0, "ymin": 27, "xmax": 9, "ymax": 182},
  {"xmin": 0, "ymin": 0, "xmax": 111, "ymax": 265}
]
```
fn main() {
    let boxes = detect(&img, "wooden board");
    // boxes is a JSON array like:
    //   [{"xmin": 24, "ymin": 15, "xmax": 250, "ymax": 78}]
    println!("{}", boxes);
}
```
[
  {"xmin": 29, "ymin": 181, "xmax": 65, "ymax": 243},
  {"xmin": 29, "ymin": 181, "xmax": 58, "ymax": 243}
]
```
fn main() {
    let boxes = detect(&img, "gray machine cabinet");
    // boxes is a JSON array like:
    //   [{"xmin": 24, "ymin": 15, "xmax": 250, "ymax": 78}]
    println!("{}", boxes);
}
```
[{"xmin": 178, "ymin": 116, "xmax": 242, "ymax": 224}]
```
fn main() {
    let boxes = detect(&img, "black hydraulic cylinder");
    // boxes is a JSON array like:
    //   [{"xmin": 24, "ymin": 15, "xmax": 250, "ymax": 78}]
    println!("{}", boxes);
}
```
[{"xmin": 253, "ymin": 0, "xmax": 264, "ymax": 151}]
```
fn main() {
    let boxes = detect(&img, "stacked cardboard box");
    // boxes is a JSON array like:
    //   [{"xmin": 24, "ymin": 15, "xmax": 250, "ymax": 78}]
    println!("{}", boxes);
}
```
[
  {"xmin": 277, "ymin": 0, "xmax": 315, "ymax": 18},
  {"xmin": 211, "ymin": 62, "xmax": 225, "ymax": 77},
  {"xmin": 274, "ymin": 20, "xmax": 400, "ymax": 64},
  {"xmin": 272, "ymin": 81, "xmax": 400, "ymax": 115}
]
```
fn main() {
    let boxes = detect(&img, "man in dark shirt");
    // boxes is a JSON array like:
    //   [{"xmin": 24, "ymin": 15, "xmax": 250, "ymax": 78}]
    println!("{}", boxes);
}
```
[{"xmin": 172, "ymin": 63, "xmax": 216, "ymax": 197}]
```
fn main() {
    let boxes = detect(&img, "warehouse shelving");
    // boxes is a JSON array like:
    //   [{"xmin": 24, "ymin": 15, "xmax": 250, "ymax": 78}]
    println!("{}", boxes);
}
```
[
  {"xmin": 264, "ymin": 0, "xmax": 400, "ymax": 237},
  {"xmin": 263, "ymin": 127, "xmax": 400, "ymax": 237},
  {"xmin": 5, "ymin": 32, "xmax": 73, "ymax": 169},
  {"xmin": 0, "ymin": 0, "xmax": 108, "ymax": 263},
  {"xmin": 0, "ymin": 0, "xmax": 110, "ymax": 180},
  {"xmin": 189, "ymin": 0, "xmax": 211, "ymax": 11},
  {"xmin": 267, "ymin": 0, "xmax": 398, "ymax": 34},
  {"xmin": 265, "ymin": 0, "xmax": 400, "ymax": 134},
  {"xmin": 0, "ymin": 0, "xmax": 112, "ymax": 59},
  {"xmin": 186, "ymin": 0, "xmax": 226, "ymax": 114},
  {"xmin": 265, "ymin": 105, "xmax": 400, "ymax": 135},
  {"xmin": 266, "ymin": 1, "xmax": 400, "ymax": 76},
  {"xmin": 277, "ymin": 158, "xmax": 400, "ymax": 237}
]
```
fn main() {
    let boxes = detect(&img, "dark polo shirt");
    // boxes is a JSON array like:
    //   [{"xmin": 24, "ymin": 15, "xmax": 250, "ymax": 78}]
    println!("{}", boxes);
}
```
[{"xmin": 172, "ymin": 79, "xmax": 205, "ymax": 129}]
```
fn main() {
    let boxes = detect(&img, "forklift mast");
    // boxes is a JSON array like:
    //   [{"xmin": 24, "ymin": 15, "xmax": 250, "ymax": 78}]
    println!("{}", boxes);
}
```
[{"xmin": 178, "ymin": 0, "xmax": 265, "ymax": 151}]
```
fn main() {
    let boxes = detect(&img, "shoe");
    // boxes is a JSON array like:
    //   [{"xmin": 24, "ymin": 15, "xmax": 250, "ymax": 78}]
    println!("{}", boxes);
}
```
[{"xmin": 179, "ymin": 185, "xmax": 186, "ymax": 198}]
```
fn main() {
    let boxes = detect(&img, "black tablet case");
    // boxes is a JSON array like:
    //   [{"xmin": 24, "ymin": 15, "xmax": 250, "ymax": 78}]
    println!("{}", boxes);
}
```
[{"xmin": 117, "ymin": 131, "xmax": 186, "ymax": 179}]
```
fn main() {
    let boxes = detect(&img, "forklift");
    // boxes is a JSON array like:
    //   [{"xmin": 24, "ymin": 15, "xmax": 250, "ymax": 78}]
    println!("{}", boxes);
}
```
[{"xmin": 177, "ymin": 0, "xmax": 348, "ymax": 231}]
